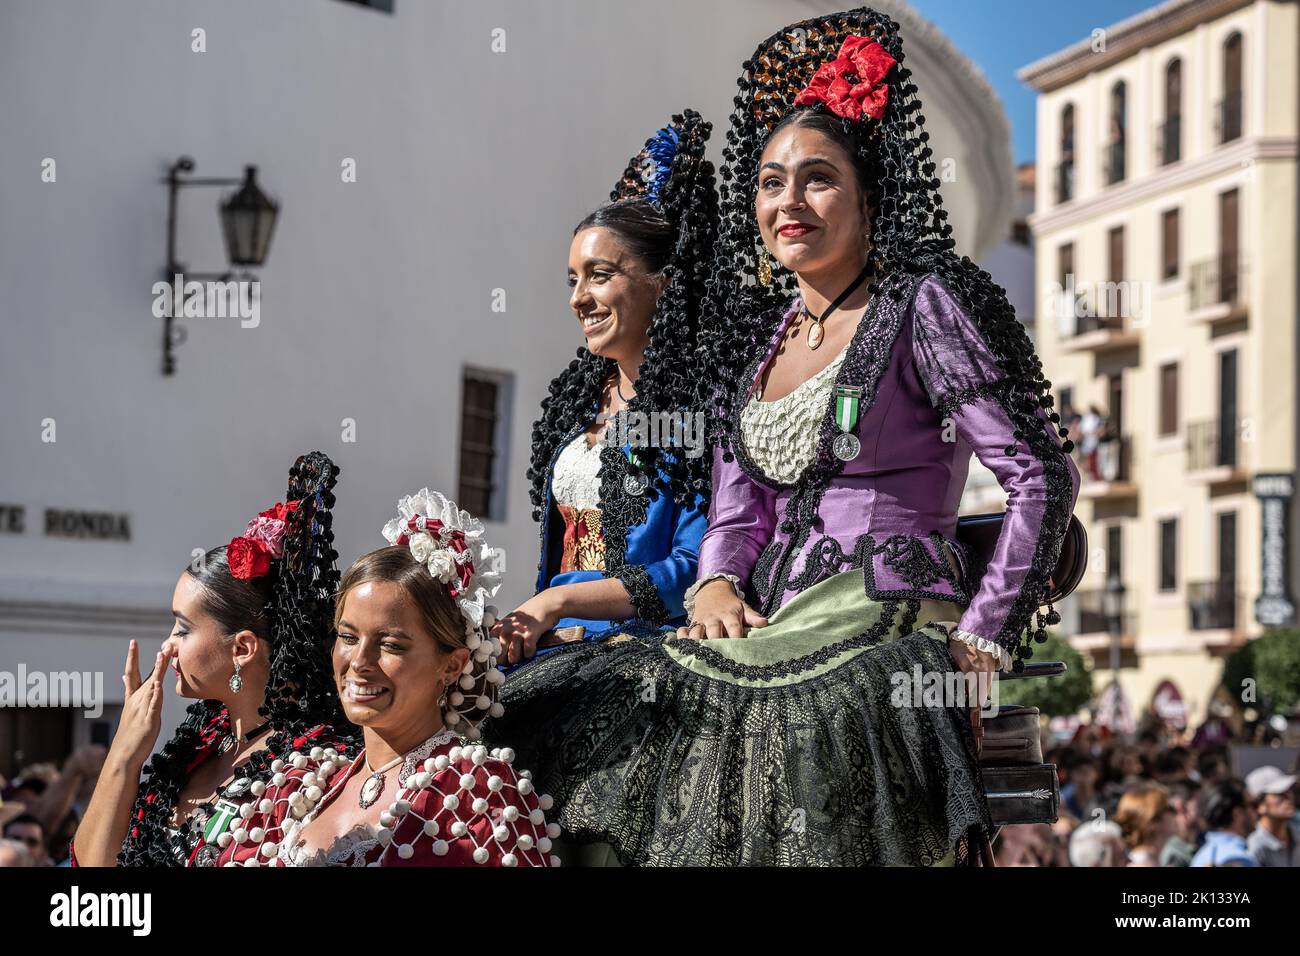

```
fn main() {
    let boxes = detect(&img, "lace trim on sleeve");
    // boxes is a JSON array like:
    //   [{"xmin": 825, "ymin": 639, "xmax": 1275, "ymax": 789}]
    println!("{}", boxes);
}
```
[{"xmin": 947, "ymin": 627, "xmax": 1013, "ymax": 672}]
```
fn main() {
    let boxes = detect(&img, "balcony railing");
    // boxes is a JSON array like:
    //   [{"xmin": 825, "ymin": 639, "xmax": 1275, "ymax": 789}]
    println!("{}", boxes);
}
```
[
  {"xmin": 1187, "ymin": 580, "xmax": 1241, "ymax": 631},
  {"xmin": 1186, "ymin": 417, "xmax": 1241, "ymax": 472},
  {"xmin": 1157, "ymin": 116, "xmax": 1182, "ymax": 165},
  {"xmin": 1102, "ymin": 140, "xmax": 1126, "ymax": 186},
  {"xmin": 1070, "ymin": 312, "xmax": 1128, "ymax": 338},
  {"xmin": 1055, "ymin": 159, "xmax": 1075, "ymax": 204},
  {"xmin": 1073, "ymin": 587, "xmax": 1136, "ymax": 636},
  {"xmin": 1189, "ymin": 254, "xmax": 1246, "ymax": 312},
  {"xmin": 1216, "ymin": 94, "xmax": 1242, "ymax": 144}
]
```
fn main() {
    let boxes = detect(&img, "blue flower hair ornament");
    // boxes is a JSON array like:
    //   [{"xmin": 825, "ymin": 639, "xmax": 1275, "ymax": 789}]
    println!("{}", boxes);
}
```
[{"xmin": 609, "ymin": 110, "xmax": 710, "ymax": 210}]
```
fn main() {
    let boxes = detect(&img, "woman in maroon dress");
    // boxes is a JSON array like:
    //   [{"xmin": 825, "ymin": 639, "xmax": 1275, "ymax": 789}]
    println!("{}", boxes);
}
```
[{"xmin": 218, "ymin": 488, "xmax": 555, "ymax": 867}]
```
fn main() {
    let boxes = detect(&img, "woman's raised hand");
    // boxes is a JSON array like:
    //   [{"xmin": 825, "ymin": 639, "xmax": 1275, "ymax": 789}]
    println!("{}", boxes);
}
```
[{"xmin": 113, "ymin": 639, "xmax": 171, "ymax": 769}]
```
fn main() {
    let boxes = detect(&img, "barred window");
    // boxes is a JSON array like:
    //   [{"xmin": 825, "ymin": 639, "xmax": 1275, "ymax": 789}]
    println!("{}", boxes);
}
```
[{"xmin": 457, "ymin": 368, "xmax": 513, "ymax": 522}]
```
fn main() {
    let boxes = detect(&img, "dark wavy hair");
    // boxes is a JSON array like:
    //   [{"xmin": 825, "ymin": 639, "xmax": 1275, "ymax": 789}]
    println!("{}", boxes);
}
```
[
  {"xmin": 525, "ymin": 109, "xmax": 719, "ymax": 516},
  {"xmin": 700, "ymin": 8, "xmax": 1075, "ymax": 665},
  {"xmin": 118, "ymin": 452, "xmax": 359, "ymax": 866}
]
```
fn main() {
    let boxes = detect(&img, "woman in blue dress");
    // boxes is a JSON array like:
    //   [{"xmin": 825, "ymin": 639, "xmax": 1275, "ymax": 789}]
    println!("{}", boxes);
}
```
[{"xmin": 490, "ymin": 110, "xmax": 719, "ymax": 663}]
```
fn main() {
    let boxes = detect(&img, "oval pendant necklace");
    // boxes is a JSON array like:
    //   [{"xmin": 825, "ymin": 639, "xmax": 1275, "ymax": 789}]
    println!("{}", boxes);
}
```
[
  {"xmin": 802, "ymin": 263, "xmax": 872, "ymax": 351},
  {"xmin": 358, "ymin": 753, "xmax": 403, "ymax": 810}
]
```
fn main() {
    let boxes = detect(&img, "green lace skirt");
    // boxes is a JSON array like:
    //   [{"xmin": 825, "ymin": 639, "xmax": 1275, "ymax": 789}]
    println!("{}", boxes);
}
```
[{"xmin": 489, "ymin": 567, "xmax": 992, "ymax": 866}]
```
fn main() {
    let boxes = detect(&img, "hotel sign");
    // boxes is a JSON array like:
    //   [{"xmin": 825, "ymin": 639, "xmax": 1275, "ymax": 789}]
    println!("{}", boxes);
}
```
[{"xmin": 1253, "ymin": 473, "xmax": 1296, "ymax": 627}]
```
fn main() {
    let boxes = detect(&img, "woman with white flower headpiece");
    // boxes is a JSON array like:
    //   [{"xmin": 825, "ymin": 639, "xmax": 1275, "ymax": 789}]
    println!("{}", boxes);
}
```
[{"xmin": 216, "ymin": 489, "xmax": 558, "ymax": 866}]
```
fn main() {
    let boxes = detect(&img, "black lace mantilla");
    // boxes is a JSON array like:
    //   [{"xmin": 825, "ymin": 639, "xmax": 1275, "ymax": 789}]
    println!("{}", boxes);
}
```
[
  {"xmin": 597, "ymin": 441, "xmax": 674, "ymax": 627},
  {"xmin": 490, "ymin": 622, "xmax": 991, "ymax": 866}
]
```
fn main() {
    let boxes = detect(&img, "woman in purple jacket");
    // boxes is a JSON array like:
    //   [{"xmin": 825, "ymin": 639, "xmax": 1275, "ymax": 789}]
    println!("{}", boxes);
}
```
[{"xmin": 491, "ymin": 7, "xmax": 1080, "ymax": 866}]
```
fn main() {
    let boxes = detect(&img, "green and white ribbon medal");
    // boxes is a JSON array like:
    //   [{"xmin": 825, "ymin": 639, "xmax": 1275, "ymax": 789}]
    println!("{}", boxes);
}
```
[
  {"xmin": 832, "ymin": 384, "xmax": 863, "ymax": 461},
  {"xmin": 202, "ymin": 798, "xmax": 241, "ymax": 843},
  {"xmin": 623, "ymin": 447, "xmax": 649, "ymax": 496}
]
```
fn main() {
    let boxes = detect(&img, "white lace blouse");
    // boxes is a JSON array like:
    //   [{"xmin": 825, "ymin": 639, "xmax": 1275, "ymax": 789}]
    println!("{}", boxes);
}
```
[
  {"xmin": 551, "ymin": 433, "xmax": 604, "ymax": 511},
  {"xmin": 738, "ymin": 341, "xmax": 850, "ymax": 485}
]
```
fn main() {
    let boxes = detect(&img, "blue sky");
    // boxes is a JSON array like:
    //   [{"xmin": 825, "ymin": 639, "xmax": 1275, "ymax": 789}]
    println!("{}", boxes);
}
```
[{"xmin": 913, "ymin": 0, "xmax": 1160, "ymax": 163}]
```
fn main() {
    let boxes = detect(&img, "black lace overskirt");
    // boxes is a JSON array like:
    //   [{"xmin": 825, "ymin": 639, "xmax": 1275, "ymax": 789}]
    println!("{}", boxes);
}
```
[{"xmin": 489, "ymin": 613, "xmax": 991, "ymax": 866}]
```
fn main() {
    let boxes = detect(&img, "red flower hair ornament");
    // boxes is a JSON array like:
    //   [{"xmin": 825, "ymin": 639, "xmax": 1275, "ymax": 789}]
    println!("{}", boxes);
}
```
[
  {"xmin": 227, "ymin": 500, "xmax": 300, "ymax": 580},
  {"xmin": 792, "ymin": 34, "xmax": 897, "ymax": 122}
]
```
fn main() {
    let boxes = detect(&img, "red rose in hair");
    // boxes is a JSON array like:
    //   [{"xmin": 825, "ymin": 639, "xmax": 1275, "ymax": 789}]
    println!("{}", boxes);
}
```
[
  {"xmin": 792, "ymin": 35, "xmax": 896, "ymax": 122},
  {"xmin": 228, "ymin": 535, "xmax": 272, "ymax": 580},
  {"xmin": 258, "ymin": 500, "xmax": 300, "ymax": 523}
]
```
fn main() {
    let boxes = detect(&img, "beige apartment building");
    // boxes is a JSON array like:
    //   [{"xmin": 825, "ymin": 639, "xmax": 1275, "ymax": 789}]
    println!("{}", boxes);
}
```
[{"xmin": 1018, "ymin": 0, "xmax": 1299, "ymax": 723}]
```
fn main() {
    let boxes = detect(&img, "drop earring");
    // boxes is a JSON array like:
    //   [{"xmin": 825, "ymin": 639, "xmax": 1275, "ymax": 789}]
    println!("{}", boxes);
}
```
[
  {"xmin": 228, "ymin": 660, "xmax": 243, "ymax": 694},
  {"xmin": 758, "ymin": 247, "xmax": 773, "ymax": 287}
]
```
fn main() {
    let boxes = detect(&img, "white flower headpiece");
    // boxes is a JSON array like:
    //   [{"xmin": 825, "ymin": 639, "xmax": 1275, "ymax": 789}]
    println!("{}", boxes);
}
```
[
  {"xmin": 382, "ymin": 488, "xmax": 506, "ymax": 633},
  {"xmin": 381, "ymin": 488, "xmax": 508, "ymax": 739}
]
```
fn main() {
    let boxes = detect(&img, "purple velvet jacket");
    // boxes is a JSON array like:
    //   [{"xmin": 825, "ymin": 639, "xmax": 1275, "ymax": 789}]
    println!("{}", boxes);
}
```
[{"xmin": 696, "ymin": 272, "xmax": 1081, "ymax": 664}]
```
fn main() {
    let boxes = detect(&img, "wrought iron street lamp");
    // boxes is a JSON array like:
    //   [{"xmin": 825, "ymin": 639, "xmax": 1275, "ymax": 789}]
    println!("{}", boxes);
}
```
[{"xmin": 160, "ymin": 157, "xmax": 279, "ymax": 374}]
